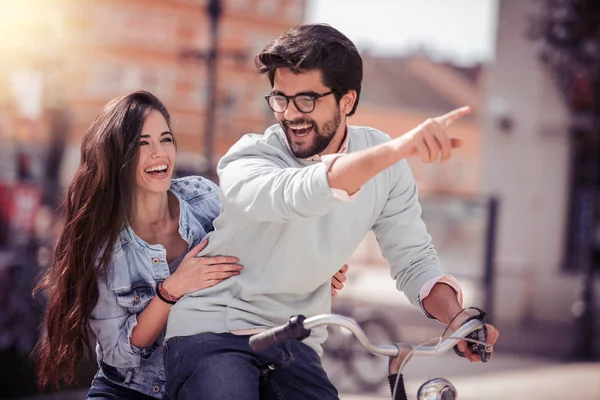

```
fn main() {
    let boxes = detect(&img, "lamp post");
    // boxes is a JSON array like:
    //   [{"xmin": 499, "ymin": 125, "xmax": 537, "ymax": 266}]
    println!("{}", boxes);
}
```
[
  {"xmin": 202, "ymin": 0, "xmax": 222, "ymax": 182},
  {"xmin": 180, "ymin": 0, "xmax": 247, "ymax": 181}
]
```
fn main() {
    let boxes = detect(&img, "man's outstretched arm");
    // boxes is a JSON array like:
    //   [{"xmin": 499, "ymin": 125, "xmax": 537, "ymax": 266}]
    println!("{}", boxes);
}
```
[
  {"xmin": 327, "ymin": 107, "xmax": 468, "ymax": 194},
  {"xmin": 219, "ymin": 107, "xmax": 470, "ymax": 222}
]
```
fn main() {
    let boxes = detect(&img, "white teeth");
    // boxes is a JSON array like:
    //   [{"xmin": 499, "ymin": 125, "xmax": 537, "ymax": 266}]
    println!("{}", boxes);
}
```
[
  {"xmin": 290, "ymin": 124, "xmax": 312, "ymax": 130},
  {"xmin": 144, "ymin": 164, "xmax": 168, "ymax": 173}
]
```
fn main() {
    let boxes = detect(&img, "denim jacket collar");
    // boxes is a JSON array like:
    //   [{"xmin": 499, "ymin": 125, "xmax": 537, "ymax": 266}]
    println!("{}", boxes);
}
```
[{"xmin": 119, "ymin": 186, "xmax": 198, "ymax": 256}]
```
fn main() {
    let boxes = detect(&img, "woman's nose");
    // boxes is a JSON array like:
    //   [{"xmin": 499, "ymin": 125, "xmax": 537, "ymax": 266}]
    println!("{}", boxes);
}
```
[{"xmin": 152, "ymin": 144, "xmax": 167, "ymax": 157}]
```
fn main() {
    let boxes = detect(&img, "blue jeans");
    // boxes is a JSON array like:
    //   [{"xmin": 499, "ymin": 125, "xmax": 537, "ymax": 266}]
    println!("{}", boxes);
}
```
[
  {"xmin": 86, "ymin": 374, "xmax": 158, "ymax": 399},
  {"xmin": 164, "ymin": 333, "xmax": 339, "ymax": 400}
]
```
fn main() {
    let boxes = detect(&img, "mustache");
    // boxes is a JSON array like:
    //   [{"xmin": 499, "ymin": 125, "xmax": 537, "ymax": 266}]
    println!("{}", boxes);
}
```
[{"xmin": 282, "ymin": 118, "xmax": 315, "ymax": 130}]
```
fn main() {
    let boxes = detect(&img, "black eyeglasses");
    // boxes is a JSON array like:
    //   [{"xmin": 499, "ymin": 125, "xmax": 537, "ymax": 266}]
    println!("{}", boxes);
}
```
[{"xmin": 265, "ymin": 90, "xmax": 335, "ymax": 113}]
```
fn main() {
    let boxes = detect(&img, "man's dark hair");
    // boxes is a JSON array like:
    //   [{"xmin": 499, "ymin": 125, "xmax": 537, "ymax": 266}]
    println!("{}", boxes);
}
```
[{"xmin": 256, "ymin": 24, "xmax": 363, "ymax": 116}]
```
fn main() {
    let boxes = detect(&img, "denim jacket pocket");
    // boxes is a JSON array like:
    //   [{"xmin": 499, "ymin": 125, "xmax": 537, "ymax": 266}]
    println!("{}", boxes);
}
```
[{"xmin": 115, "ymin": 283, "xmax": 155, "ymax": 314}]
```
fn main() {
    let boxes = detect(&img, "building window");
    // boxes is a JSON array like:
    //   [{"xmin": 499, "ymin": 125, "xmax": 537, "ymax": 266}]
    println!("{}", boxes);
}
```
[
  {"xmin": 426, "ymin": 163, "xmax": 440, "ymax": 180},
  {"xmin": 87, "ymin": 63, "xmax": 175, "ymax": 99},
  {"xmin": 257, "ymin": 0, "xmax": 278, "ymax": 16},
  {"xmin": 219, "ymin": 83, "xmax": 247, "ymax": 136},
  {"xmin": 122, "ymin": 66, "xmax": 142, "ymax": 92},
  {"xmin": 87, "ymin": 62, "xmax": 123, "ymax": 97},
  {"xmin": 227, "ymin": 0, "xmax": 249, "ymax": 10},
  {"xmin": 189, "ymin": 81, "xmax": 207, "ymax": 109},
  {"xmin": 88, "ymin": 3, "xmax": 177, "ymax": 50},
  {"xmin": 250, "ymin": 33, "xmax": 273, "ymax": 60},
  {"xmin": 286, "ymin": 0, "xmax": 304, "ymax": 22},
  {"xmin": 454, "ymin": 162, "xmax": 466, "ymax": 182}
]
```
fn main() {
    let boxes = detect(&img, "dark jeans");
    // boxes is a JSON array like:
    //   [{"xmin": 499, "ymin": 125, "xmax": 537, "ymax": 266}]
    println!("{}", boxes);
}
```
[
  {"xmin": 164, "ymin": 332, "xmax": 339, "ymax": 400},
  {"xmin": 86, "ymin": 375, "xmax": 157, "ymax": 400}
]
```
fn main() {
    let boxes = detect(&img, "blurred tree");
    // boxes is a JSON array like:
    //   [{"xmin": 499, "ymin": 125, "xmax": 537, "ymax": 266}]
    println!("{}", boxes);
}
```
[{"xmin": 530, "ymin": 0, "xmax": 600, "ymax": 359}]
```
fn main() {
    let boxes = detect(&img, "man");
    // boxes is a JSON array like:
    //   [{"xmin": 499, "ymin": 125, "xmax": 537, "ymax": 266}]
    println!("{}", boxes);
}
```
[{"xmin": 164, "ymin": 24, "xmax": 499, "ymax": 400}]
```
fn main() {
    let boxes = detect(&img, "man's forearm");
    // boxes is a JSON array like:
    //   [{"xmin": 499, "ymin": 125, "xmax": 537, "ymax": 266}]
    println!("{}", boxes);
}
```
[
  {"xmin": 421, "ymin": 283, "xmax": 464, "ymax": 326},
  {"xmin": 328, "ymin": 105, "xmax": 469, "ymax": 195},
  {"xmin": 327, "ymin": 138, "xmax": 407, "ymax": 194}
]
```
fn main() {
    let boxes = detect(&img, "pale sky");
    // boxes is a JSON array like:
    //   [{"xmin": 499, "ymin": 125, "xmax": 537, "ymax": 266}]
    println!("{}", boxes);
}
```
[{"xmin": 305, "ymin": 0, "xmax": 500, "ymax": 65}]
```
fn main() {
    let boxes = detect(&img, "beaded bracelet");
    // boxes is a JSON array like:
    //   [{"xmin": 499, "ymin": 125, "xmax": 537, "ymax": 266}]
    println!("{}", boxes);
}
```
[{"xmin": 156, "ymin": 282, "xmax": 179, "ymax": 305}]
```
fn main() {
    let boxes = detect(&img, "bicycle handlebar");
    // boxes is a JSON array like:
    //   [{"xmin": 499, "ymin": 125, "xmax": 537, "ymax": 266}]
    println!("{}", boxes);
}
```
[{"xmin": 249, "ymin": 314, "xmax": 484, "ymax": 358}]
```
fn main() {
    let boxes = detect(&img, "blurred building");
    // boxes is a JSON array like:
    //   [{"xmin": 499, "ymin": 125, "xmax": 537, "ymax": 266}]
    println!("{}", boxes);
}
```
[
  {"xmin": 349, "ymin": 56, "xmax": 487, "ymax": 279},
  {"xmin": 2, "ymin": 0, "xmax": 495, "ymax": 302},
  {"xmin": 480, "ymin": 0, "xmax": 600, "ymax": 333},
  {"xmin": 353, "ymin": 56, "xmax": 484, "ymax": 196},
  {"xmin": 0, "ymin": 0, "xmax": 306, "ymax": 182},
  {"xmin": 349, "ymin": 1, "xmax": 598, "ymax": 356}
]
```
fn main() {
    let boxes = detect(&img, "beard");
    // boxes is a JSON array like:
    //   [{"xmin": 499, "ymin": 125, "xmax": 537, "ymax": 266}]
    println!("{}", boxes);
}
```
[{"xmin": 281, "ymin": 108, "xmax": 342, "ymax": 159}]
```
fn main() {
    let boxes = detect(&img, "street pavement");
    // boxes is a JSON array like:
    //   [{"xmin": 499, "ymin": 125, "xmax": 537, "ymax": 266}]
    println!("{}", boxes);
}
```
[
  {"xmin": 333, "ymin": 267, "xmax": 600, "ymax": 399},
  {"xmin": 340, "ymin": 359, "xmax": 600, "ymax": 399},
  {"xmin": 19, "ymin": 356, "xmax": 600, "ymax": 399}
]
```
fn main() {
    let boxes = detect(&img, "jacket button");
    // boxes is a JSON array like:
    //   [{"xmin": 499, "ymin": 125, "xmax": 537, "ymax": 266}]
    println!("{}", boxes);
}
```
[
  {"xmin": 153, "ymin": 386, "xmax": 160, "ymax": 393},
  {"xmin": 134, "ymin": 295, "xmax": 140, "ymax": 302},
  {"xmin": 152, "ymin": 257, "xmax": 160, "ymax": 264}
]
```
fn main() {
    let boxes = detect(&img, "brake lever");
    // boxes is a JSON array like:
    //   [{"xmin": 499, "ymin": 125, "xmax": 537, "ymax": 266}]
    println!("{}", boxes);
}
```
[{"xmin": 452, "ymin": 307, "xmax": 493, "ymax": 362}]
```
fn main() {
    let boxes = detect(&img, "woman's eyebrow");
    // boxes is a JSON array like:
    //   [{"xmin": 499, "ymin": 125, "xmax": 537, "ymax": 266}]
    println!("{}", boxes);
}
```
[{"xmin": 140, "ymin": 131, "xmax": 172, "ymax": 138}]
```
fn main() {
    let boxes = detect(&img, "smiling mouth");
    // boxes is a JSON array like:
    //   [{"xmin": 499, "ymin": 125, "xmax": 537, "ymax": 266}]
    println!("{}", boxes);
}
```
[
  {"xmin": 144, "ymin": 164, "xmax": 169, "ymax": 177},
  {"xmin": 288, "ymin": 123, "xmax": 314, "ymax": 138}
]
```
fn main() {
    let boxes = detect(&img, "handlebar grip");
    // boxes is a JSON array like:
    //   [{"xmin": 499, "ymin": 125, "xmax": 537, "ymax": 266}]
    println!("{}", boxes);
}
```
[
  {"xmin": 249, "ymin": 315, "xmax": 311, "ymax": 351},
  {"xmin": 453, "ymin": 308, "xmax": 492, "ymax": 362}
]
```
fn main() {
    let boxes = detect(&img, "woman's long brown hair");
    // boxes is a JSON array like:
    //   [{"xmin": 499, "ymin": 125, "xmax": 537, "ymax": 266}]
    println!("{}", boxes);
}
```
[{"xmin": 33, "ymin": 91, "xmax": 171, "ymax": 389}]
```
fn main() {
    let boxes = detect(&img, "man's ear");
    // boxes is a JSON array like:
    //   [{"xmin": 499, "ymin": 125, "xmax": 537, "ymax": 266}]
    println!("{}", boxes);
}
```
[{"xmin": 340, "ymin": 90, "xmax": 357, "ymax": 115}]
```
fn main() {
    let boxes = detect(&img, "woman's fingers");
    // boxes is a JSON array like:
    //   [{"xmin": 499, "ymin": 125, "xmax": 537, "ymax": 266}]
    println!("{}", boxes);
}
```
[
  {"xmin": 185, "ymin": 238, "xmax": 209, "ymax": 258},
  {"xmin": 198, "ymin": 255, "xmax": 240, "ymax": 265},
  {"xmin": 204, "ymin": 268, "xmax": 243, "ymax": 280}
]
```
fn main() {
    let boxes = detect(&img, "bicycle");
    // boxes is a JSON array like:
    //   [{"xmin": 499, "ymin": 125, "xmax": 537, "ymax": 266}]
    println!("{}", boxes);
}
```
[
  {"xmin": 249, "ymin": 309, "xmax": 492, "ymax": 400},
  {"xmin": 322, "ymin": 301, "xmax": 398, "ymax": 392}
]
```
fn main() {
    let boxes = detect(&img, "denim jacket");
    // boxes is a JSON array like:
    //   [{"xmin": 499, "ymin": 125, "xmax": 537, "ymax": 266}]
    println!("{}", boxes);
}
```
[{"xmin": 88, "ymin": 176, "xmax": 220, "ymax": 399}]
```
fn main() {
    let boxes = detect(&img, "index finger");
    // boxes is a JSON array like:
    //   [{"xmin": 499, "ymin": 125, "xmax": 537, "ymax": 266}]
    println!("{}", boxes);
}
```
[
  {"xmin": 203, "ymin": 256, "xmax": 240, "ymax": 265},
  {"xmin": 185, "ymin": 238, "xmax": 209, "ymax": 258},
  {"xmin": 207, "ymin": 263, "xmax": 244, "ymax": 272},
  {"xmin": 437, "ymin": 106, "xmax": 471, "ymax": 127}
]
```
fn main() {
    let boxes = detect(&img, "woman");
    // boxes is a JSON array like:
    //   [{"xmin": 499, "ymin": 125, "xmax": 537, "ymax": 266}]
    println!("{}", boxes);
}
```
[{"xmin": 34, "ymin": 91, "xmax": 347, "ymax": 399}]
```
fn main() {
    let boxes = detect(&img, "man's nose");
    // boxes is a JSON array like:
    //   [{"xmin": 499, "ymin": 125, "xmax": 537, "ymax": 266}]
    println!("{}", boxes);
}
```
[{"xmin": 283, "ymin": 100, "xmax": 302, "ymax": 121}]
